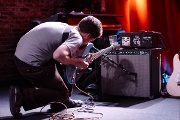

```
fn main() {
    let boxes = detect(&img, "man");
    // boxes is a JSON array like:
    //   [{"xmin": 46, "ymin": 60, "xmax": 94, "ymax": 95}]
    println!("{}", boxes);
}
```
[{"xmin": 10, "ymin": 16, "xmax": 103, "ymax": 118}]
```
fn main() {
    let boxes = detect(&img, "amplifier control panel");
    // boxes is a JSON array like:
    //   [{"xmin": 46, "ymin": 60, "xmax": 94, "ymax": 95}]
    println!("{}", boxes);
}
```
[{"xmin": 107, "ymin": 49, "xmax": 160, "ymax": 55}]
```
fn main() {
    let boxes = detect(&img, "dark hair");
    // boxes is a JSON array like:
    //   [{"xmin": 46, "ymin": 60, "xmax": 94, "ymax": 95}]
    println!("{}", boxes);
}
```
[{"xmin": 78, "ymin": 16, "xmax": 103, "ymax": 38}]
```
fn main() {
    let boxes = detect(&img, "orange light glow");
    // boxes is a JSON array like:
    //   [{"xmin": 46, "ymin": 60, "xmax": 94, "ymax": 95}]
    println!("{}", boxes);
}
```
[{"xmin": 134, "ymin": 0, "xmax": 149, "ymax": 29}]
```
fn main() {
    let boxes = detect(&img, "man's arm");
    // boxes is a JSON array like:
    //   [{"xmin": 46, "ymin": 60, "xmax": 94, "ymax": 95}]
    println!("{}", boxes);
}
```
[{"xmin": 53, "ymin": 44, "xmax": 89, "ymax": 70}]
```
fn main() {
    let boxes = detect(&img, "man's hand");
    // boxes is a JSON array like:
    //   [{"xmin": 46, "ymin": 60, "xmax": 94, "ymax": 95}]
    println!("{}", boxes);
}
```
[
  {"xmin": 84, "ymin": 53, "xmax": 95, "ymax": 64},
  {"xmin": 75, "ymin": 58, "xmax": 89, "ymax": 70}
]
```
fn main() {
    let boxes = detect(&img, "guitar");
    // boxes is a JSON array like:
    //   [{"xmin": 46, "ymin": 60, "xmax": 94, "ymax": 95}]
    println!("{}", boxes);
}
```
[
  {"xmin": 65, "ymin": 43, "xmax": 120, "ymax": 84},
  {"xmin": 166, "ymin": 54, "xmax": 180, "ymax": 97}
]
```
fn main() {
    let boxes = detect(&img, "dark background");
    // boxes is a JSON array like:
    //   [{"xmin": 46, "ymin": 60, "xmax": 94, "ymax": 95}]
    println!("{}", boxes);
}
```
[{"xmin": 0, "ymin": 0, "xmax": 179, "ymax": 86}]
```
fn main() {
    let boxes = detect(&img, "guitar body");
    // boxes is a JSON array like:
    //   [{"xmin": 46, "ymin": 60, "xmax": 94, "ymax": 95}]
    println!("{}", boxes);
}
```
[
  {"xmin": 65, "ymin": 64, "xmax": 77, "ymax": 84},
  {"xmin": 166, "ymin": 54, "xmax": 180, "ymax": 97},
  {"xmin": 65, "ymin": 43, "xmax": 94, "ymax": 84}
]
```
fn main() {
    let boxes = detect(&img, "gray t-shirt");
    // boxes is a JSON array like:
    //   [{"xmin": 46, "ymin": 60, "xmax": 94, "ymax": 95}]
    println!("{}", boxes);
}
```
[{"xmin": 15, "ymin": 22, "xmax": 82, "ymax": 67}]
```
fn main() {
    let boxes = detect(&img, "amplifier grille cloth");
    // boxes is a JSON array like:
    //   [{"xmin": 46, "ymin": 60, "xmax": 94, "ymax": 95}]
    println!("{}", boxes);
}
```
[{"xmin": 101, "ymin": 55, "xmax": 151, "ymax": 97}]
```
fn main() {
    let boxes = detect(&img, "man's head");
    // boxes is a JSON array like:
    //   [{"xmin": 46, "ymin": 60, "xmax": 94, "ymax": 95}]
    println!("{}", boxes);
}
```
[{"xmin": 78, "ymin": 16, "xmax": 103, "ymax": 45}]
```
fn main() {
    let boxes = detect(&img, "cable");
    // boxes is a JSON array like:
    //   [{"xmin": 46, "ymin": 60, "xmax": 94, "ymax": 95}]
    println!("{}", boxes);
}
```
[
  {"xmin": 39, "ymin": 83, "xmax": 103, "ymax": 120},
  {"xmin": 74, "ymin": 84, "xmax": 94, "ymax": 104}
]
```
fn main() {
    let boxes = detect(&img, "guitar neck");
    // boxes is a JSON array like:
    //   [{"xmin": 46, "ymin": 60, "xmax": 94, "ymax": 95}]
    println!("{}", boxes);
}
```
[{"xmin": 86, "ymin": 45, "xmax": 114, "ymax": 62}]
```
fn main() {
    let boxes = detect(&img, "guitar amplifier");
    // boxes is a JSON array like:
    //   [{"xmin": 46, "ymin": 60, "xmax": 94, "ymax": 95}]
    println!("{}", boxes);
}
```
[
  {"xmin": 100, "ymin": 49, "xmax": 162, "ymax": 99},
  {"xmin": 119, "ymin": 31, "xmax": 165, "ymax": 49}
]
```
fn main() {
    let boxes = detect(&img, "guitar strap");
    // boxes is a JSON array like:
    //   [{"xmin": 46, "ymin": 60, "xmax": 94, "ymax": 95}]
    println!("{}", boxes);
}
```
[
  {"xmin": 62, "ymin": 26, "xmax": 73, "ymax": 43},
  {"xmin": 60, "ymin": 26, "xmax": 75, "ymax": 92}
]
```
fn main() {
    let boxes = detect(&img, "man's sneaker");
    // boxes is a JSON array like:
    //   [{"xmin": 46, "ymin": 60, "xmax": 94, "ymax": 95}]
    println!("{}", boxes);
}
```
[
  {"xmin": 9, "ymin": 86, "xmax": 23, "ymax": 119},
  {"xmin": 64, "ymin": 98, "xmax": 83, "ymax": 108},
  {"xmin": 48, "ymin": 99, "xmax": 83, "ymax": 113}
]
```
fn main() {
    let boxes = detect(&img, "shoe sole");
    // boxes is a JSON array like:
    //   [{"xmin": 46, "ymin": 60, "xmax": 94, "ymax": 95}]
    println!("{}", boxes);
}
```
[{"xmin": 9, "ymin": 86, "xmax": 23, "ymax": 119}]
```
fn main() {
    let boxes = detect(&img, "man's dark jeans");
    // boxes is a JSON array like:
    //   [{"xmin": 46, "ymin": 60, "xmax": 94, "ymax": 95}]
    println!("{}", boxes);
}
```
[{"xmin": 14, "ymin": 56, "xmax": 70, "ymax": 111}]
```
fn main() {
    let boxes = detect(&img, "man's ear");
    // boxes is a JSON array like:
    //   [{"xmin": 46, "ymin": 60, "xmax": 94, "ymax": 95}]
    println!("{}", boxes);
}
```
[
  {"xmin": 86, "ymin": 33, "xmax": 91, "ymax": 39},
  {"xmin": 80, "ymin": 32, "xmax": 91, "ymax": 39},
  {"xmin": 83, "ymin": 33, "xmax": 91, "ymax": 39}
]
